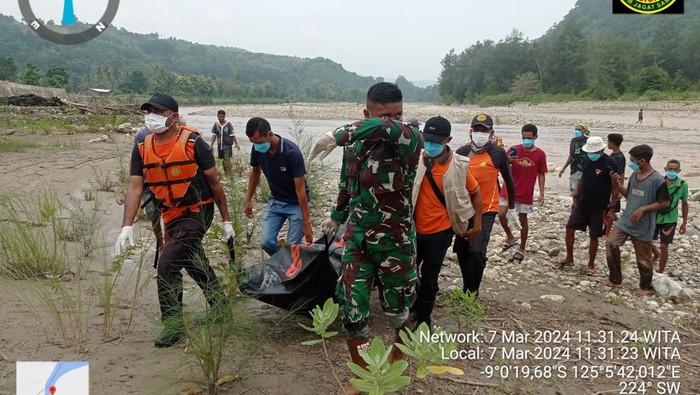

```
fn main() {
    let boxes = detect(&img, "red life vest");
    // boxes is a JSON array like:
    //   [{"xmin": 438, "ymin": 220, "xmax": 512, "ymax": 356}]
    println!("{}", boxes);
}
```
[{"xmin": 138, "ymin": 126, "xmax": 213, "ymax": 222}]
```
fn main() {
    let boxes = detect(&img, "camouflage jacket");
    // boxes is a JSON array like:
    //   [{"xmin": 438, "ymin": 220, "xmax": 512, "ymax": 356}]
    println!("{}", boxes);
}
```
[{"xmin": 329, "ymin": 118, "xmax": 421, "ymax": 247}]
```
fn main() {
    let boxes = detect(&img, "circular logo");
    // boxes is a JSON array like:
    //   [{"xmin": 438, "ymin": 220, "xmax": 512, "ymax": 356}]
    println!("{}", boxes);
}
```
[
  {"xmin": 620, "ymin": 0, "xmax": 677, "ymax": 14},
  {"xmin": 18, "ymin": 0, "xmax": 120, "ymax": 45},
  {"xmin": 476, "ymin": 114, "xmax": 488, "ymax": 122},
  {"xmin": 171, "ymin": 168, "xmax": 181, "ymax": 177}
]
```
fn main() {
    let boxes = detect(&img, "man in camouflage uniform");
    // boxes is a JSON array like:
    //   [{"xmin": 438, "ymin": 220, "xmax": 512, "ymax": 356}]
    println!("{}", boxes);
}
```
[{"xmin": 310, "ymin": 82, "xmax": 421, "ymax": 395}]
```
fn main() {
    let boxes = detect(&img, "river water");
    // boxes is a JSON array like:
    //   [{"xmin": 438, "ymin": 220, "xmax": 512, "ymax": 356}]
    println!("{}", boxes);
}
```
[{"xmin": 180, "ymin": 106, "xmax": 700, "ymax": 197}]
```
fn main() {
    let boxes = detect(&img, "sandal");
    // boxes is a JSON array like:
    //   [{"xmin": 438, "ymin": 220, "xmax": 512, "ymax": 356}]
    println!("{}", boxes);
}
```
[
  {"xmin": 511, "ymin": 250, "xmax": 525, "ymax": 264},
  {"xmin": 501, "ymin": 240, "xmax": 519, "ymax": 252},
  {"xmin": 557, "ymin": 259, "xmax": 575, "ymax": 268}
]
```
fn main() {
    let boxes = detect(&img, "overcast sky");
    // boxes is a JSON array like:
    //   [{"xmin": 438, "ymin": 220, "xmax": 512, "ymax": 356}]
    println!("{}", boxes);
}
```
[{"xmin": 0, "ymin": 0, "xmax": 578, "ymax": 83}]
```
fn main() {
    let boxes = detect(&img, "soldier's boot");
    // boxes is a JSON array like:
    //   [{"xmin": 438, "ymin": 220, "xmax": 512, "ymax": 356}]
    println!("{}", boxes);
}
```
[
  {"xmin": 413, "ymin": 298, "xmax": 436, "ymax": 330},
  {"xmin": 339, "ymin": 339, "xmax": 369, "ymax": 395},
  {"xmin": 154, "ymin": 316, "xmax": 185, "ymax": 348},
  {"xmin": 389, "ymin": 320, "xmax": 412, "ymax": 363}
]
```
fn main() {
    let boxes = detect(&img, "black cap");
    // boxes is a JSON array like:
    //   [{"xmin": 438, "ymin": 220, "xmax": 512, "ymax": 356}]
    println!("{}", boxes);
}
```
[
  {"xmin": 140, "ymin": 92, "xmax": 178, "ymax": 112},
  {"xmin": 422, "ymin": 116, "xmax": 451, "ymax": 143},
  {"xmin": 471, "ymin": 113, "xmax": 494, "ymax": 129}
]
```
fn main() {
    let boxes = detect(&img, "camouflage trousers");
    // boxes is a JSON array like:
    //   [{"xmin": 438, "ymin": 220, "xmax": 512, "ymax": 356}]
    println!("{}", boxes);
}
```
[{"xmin": 337, "ymin": 230, "xmax": 417, "ymax": 339}]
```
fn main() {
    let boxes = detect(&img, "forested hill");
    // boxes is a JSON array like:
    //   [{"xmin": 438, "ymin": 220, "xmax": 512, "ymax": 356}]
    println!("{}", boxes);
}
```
[
  {"xmin": 548, "ymin": 0, "xmax": 698, "ymax": 42},
  {"xmin": 439, "ymin": 0, "xmax": 700, "ymax": 104},
  {"xmin": 0, "ymin": 14, "xmax": 435, "ymax": 102}
]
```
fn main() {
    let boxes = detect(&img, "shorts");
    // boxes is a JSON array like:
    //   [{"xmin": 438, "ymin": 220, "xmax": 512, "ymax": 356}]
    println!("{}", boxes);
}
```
[
  {"xmin": 218, "ymin": 147, "xmax": 233, "ymax": 159},
  {"xmin": 141, "ymin": 189, "xmax": 160, "ymax": 222},
  {"xmin": 566, "ymin": 204, "xmax": 605, "ymax": 238},
  {"xmin": 653, "ymin": 223, "xmax": 676, "ymax": 244},
  {"xmin": 569, "ymin": 171, "xmax": 582, "ymax": 196},
  {"xmin": 499, "ymin": 197, "xmax": 533, "ymax": 214}
]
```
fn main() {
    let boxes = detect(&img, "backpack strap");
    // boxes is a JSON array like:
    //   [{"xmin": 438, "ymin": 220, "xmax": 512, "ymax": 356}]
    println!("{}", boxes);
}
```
[
  {"xmin": 425, "ymin": 159, "xmax": 446, "ymax": 208},
  {"xmin": 659, "ymin": 179, "xmax": 686, "ymax": 215}
]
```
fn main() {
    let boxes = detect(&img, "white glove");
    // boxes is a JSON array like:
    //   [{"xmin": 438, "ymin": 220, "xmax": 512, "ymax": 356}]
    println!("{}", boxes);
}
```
[
  {"xmin": 223, "ymin": 221, "xmax": 235, "ymax": 241},
  {"xmin": 320, "ymin": 219, "xmax": 340, "ymax": 236},
  {"xmin": 115, "ymin": 226, "xmax": 134, "ymax": 255},
  {"xmin": 308, "ymin": 131, "xmax": 338, "ymax": 161}
]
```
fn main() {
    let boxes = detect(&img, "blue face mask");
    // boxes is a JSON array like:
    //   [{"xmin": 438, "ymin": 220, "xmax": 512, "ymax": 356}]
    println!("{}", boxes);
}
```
[
  {"xmin": 574, "ymin": 129, "xmax": 583, "ymax": 138},
  {"xmin": 522, "ymin": 138, "xmax": 535, "ymax": 148},
  {"xmin": 629, "ymin": 161, "xmax": 640, "ymax": 171},
  {"xmin": 423, "ymin": 141, "xmax": 445, "ymax": 158},
  {"xmin": 666, "ymin": 171, "xmax": 678, "ymax": 179},
  {"xmin": 587, "ymin": 152, "xmax": 601, "ymax": 162},
  {"xmin": 254, "ymin": 141, "xmax": 271, "ymax": 153}
]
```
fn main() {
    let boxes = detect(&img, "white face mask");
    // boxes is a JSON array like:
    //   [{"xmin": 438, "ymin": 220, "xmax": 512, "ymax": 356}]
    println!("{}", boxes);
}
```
[
  {"xmin": 471, "ymin": 132, "xmax": 491, "ymax": 147},
  {"xmin": 145, "ymin": 113, "xmax": 171, "ymax": 134}
]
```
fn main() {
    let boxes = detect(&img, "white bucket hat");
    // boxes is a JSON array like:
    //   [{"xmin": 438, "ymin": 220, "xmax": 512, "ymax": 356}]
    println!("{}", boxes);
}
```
[{"xmin": 582, "ymin": 136, "xmax": 605, "ymax": 152}]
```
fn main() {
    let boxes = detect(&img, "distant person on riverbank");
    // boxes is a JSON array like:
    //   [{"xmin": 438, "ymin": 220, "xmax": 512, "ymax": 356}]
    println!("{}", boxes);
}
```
[
  {"xmin": 116, "ymin": 93, "xmax": 234, "ymax": 347},
  {"xmin": 244, "ymin": 117, "xmax": 312, "ymax": 255},
  {"xmin": 601, "ymin": 144, "xmax": 670, "ymax": 297},
  {"xmin": 210, "ymin": 110, "xmax": 239, "ymax": 176},
  {"xmin": 637, "ymin": 108, "xmax": 643, "ymax": 124},
  {"xmin": 652, "ymin": 160, "xmax": 689, "ymax": 274},
  {"xmin": 558, "ymin": 122, "xmax": 590, "ymax": 198},
  {"xmin": 498, "ymin": 123, "xmax": 547, "ymax": 264}
]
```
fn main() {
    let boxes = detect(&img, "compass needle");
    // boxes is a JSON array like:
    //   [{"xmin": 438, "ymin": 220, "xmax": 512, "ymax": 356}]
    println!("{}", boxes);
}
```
[
  {"xmin": 19, "ymin": 0, "xmax": 120, "ymax": 45},
  {"xmin": 61, "ymin": 0, "xmax": 76, "ymax": 26}
]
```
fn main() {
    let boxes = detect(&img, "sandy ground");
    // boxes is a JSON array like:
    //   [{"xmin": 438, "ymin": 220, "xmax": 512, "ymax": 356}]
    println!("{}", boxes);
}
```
[{"xmin": 1, "ymin": 101, "xmax": 699, "ymax": 395}]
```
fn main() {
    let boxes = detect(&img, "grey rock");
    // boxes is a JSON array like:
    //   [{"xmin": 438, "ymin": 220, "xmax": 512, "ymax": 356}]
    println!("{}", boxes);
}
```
[
  {"xmin": 116, "ymin": 122, "xmax": 133, "ymax": 133},
  {"xmin": 483, "ymin": 268, "xmax": 499, "ymax": 280},
  {"xmin": 88, "ymin": 135, "xmax": 109, "ymax": 143},
  {"xmin": 652, "ymin": 275, "xmax": 683, "ymax": 298},
  {"xmin": 678, "ymin": 288, "xmax": 696, "ymax": 304},
  {"xmin": 540, "ymin": 294, "xmax": 566, "ymax": 303},
  {"xmin": 548, "ymin": 248, "xmax": 561, "ymax": 257}
]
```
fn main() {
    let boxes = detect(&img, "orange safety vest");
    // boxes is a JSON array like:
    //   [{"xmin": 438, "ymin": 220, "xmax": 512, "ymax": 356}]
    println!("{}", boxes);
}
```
[{"xmin": 138, "ymin": 126, "xmax": 213, "ymax": 222}]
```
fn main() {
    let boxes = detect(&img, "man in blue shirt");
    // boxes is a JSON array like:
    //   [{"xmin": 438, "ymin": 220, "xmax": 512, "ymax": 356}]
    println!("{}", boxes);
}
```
[{"xmin": 244, "ymin": 117, "xmax": 312, "ymax": 255}]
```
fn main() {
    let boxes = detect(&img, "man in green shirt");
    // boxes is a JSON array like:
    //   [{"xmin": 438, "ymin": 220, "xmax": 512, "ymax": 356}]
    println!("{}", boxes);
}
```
[{"xmin": 652, "ymin": 159, "xmax": 689, "ymax": 273}]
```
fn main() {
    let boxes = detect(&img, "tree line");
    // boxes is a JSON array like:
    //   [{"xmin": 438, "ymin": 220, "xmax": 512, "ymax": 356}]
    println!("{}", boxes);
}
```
[
  {"xmin": 438, "ymin": 18, "xmax": 700, "ymax": 104},
  {"xmin": 0, "ymin": 15, "xmax": 436, "ymax": 103},
  {"xmin": 0, "ymin": 58, "xmax": 437, "ymax": 103},
  {"xmin": 0, "ymin": 59, "xmax": 69, "ymax": 89}
]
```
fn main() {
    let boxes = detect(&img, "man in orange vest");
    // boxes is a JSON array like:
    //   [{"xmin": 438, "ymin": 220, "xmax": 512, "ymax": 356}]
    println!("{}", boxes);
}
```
[{"xmin": 115, "ymin": 92, "xmax": 235, "ymax": 347}]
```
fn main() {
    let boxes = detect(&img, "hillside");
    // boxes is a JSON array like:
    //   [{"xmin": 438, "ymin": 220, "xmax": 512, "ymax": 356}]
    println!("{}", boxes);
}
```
[
  {"xmin": 438, "ymin": 0, "xmax": 700, "ymax": 103},
  {"xmin": 0, "ymin": 14, "xmax": 434, "ymax": 102},
  {"xmin": 545, "ymin": 0, "xmax": 698, "ymax": 43}
]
